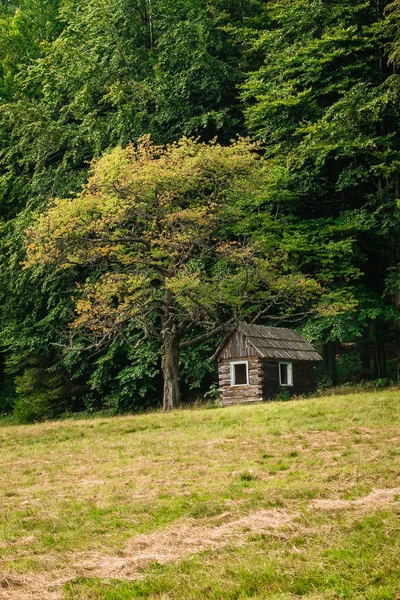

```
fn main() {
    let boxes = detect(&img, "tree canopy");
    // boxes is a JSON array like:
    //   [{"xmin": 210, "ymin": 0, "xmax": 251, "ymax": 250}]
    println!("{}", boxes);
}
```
[
  {"xmin": 25, "ymin": 137, "xmax": 320, "ymax": 409},
  {"xmin": 2, "ymin": 0, "xmax": 400, "ymax": 419}
]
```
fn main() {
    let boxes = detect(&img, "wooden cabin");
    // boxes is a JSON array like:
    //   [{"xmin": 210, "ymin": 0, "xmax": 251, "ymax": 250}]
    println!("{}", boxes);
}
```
[{"xmin": 213, "ymin": 323, "xmax": 322, "ymax": 406}]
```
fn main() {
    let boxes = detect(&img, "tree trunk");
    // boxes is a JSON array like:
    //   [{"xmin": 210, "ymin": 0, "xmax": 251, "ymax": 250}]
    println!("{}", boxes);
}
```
[
  {"xmin": 374, "ymin": 326, "xmax": 387, "ymax": 379},
  {"xmin": 388, "ymin": 233, "xmax": 400, "ymax": 380},
  {"xmin": 323, "ymin": 341, "xmax": 338, "ymax": 386},
  {"xmin": 0, "ymin": 353, "xmax": 4, "ymax": 392},
  {"xmin": 358, "ymin": 327, "xmax": 371, "ymax": 371},
  {"xmin": 162, "ymin": 326, "xmax": 180, "ymax": 411},
  {"xmin": 395, "ymin": 325, "xmax": 400, "ymax": 384}
]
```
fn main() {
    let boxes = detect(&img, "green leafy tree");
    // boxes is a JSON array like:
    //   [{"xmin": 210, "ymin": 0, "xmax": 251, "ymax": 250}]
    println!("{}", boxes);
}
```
[
  {"xmin": 0, "ymin": 0, "xmax": 271, "ymax": 416},
  {"xmin": 25, "ymin": 137, "xmax": 320, "ymax": 410},
  {"xmin": 0, "ymin": 0, "xmax": 62, "ymax": 101}
]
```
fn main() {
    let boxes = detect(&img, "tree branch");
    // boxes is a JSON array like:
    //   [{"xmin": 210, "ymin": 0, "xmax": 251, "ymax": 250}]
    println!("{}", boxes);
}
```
[{"xmin": 180, "ymin": 319, "xmax": 234, "ymax": 349}]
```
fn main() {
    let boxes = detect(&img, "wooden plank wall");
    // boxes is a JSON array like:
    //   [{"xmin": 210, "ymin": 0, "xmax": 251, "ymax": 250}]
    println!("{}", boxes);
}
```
[
  {"xmin": 263, "ymin": 360, "xmax": 318, "ymax": 399},
  {"xmin": 263, "ymin": 361, "xmax": 281, "ymax": 399},
  {"xmin": 218, "ymin": 331, "xmax": 259, "ymax": 360},
  {"xmin": 218, "ymin": 353, "xmax": 318, "ymax": 405},
  {"xmin": 218, "ymin": 357, "xmax": 263, "ymax": 406},
  {"xmin": 292, "ymin": 362, "xmax": 317, "ymax": 395}
]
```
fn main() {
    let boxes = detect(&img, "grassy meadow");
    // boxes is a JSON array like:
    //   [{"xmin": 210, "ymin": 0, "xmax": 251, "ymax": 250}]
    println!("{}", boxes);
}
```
[{"xmin": 0, "ymin": 391, "xmax": 400, "ymax": 599}]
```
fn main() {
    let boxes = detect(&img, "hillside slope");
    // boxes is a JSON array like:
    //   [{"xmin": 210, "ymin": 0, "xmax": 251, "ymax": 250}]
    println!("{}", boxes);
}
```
[{"xmin": 0, "ymin": 392, "xmax": 399, "ymax": 599}]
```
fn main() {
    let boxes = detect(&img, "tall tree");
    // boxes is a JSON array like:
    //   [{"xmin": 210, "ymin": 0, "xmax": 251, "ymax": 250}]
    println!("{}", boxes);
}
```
[
  {"xmin": 0, "ymin": 0, "xmax": 270, "ymax": 416},
  {"xmin": 24, "ymin": 137, "xmax": 320, "ymax": 410}
]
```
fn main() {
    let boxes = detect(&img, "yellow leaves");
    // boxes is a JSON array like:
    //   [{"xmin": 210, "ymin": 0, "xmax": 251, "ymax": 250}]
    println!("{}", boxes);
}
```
[
  {"xmin": 87, "ymin": 145, "xmax": 131, "ymax": 191},
  {"xmin": 23, "ymin": 134, "xmax": 270, "ymax": 339},
  {"xmin": 166, "ymin": 273, "xmax": 201, "ymax": 295},
  {"xmin": 216, "ymin": 241, "xmax": 256, "ymax": 266},
  {"xmin": 71, "ymin": 273, "xmax": 152, "ymax": 334},
  {"xmin": 317, "ymin": 290, "xmax": 359, "ymax": 318}
]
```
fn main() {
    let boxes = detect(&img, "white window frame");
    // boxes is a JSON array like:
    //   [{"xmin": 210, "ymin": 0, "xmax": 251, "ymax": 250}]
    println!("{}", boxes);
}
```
[
  {"xmin": 230, "ymin": 361, "xmax": 249, "ymax": 387},
  {"xmin": 279, "ymin": 361, "xmax": 293, "ymax": 387}
]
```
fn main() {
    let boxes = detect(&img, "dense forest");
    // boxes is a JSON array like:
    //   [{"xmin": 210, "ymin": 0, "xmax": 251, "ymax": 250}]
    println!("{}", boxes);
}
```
[{"xmin": 1, "ymin": 0, "xmax": 400, "ymax": 420}]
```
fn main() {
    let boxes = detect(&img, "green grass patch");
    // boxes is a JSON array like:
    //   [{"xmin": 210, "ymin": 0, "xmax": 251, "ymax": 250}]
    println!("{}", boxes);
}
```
[
  {"xmin": 64, "ymin": 511, "xmax": 400, "ymax": 599},
  {"xmin": 0, "ymin": 390, "xmax": 398, "ymax": 598}
]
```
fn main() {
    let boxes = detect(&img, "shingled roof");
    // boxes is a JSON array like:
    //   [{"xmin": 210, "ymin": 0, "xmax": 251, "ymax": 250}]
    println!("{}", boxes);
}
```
[{"xmin": 215, "ymin": 323, "xmax": 322, "ymax": 362}]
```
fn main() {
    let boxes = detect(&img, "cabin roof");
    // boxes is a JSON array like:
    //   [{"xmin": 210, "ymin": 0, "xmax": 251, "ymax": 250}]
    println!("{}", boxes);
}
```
[{"xmin": 214, "ymin": 323, "xmax": 322, "ymax": 362}]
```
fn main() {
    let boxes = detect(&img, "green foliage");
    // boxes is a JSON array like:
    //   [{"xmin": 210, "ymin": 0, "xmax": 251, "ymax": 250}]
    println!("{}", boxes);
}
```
[
  {"xmin": 179, "ymin": 340, "xmax": 217, "ymax": 390},
  {"xmin": 13, "ymin": 361, "xmax": 67, "ymax": 423},
  {"xmin": 0, "ymin": 0, "xmax": 62, "ymax": 101},
  {"xmin": 0, "ymin": 373, "xmax": 16, "ymax": 415},
  {"xmin": 23, "ymin": 136, "xmax": 320, "ymax": 409},
  {"xmin": 277, "ymin": 389, "xmax": 291, "ymax": 401},
  {"xmin": 87, "ymin": 339, "xmax": 161, "ymax": 412},
  {"xmin": 2, "ymin": 0, "xmax": 400, "ymax": 414},
  {"xmin": 242, "ymin": 0, "xmax": 400, "ymax": 348},
  {"xmin": 0, "ymin": 0, "xmax": 269, "ymax": 219},
  {"xmin": 203, "ymin": 383, "xmax": 220, "ymax": 404}
]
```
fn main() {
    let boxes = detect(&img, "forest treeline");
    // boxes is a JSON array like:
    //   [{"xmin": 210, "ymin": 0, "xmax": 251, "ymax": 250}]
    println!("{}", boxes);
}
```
[{"xmin": 2, "ymin": 0, "xmax": 400, "ymax": 420}]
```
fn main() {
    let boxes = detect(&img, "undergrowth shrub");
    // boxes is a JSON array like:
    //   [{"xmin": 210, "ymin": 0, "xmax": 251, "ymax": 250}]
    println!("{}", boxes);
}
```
[{"xmin": 13, "ymin": 365, "xmax": 67, "ymax": 423}]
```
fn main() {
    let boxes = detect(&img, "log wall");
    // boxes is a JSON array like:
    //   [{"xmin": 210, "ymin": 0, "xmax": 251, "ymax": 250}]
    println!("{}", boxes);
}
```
[
  {"xmin": 292, "ymin": 361, "xmax": 317, "ymax": 395},
  {"xmin": 218, "ymin": 358, "xmax": 318, "ymax": 405},
  {"xmin": 263, "ymin": 360, "xmax": 281, "ymax": 398},
  {"xmin": 263, "ymin": 360, "xmax": 318, "ymax": 399},
  {"xmin": 218, "ymin": 357, "xmax": 263, "ymax": 406}
]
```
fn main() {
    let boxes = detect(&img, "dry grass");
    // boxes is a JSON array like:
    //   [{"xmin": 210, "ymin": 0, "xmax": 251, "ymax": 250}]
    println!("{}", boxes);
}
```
[
  {"xmin": 0, "ymin": 391, "xmax": 399, "ymax": 599},
  {"xmin": 79, "ymin": 508, "xmax": 295, "ymax": 580}
]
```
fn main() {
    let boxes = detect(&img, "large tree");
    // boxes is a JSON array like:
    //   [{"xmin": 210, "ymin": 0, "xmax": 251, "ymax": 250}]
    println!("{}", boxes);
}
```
[{"xmin": 24, "ymin": 137, "xmax": 320, "ymax": 410}]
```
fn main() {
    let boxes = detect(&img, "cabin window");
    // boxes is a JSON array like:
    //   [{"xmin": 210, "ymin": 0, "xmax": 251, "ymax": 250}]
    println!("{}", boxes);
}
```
[
  {"xmin": 230, "ymin": 361, "xmax": 249, "ymax": 386},
  {"xmin": 279, "ymin": 362, "xmax": 293, "ymax": 386}
]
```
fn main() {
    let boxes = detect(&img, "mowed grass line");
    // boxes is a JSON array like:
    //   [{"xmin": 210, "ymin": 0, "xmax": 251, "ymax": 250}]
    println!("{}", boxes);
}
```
[{"xmin": 0, "ymin": 391, "xmax": 399, "ymax": 599}]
